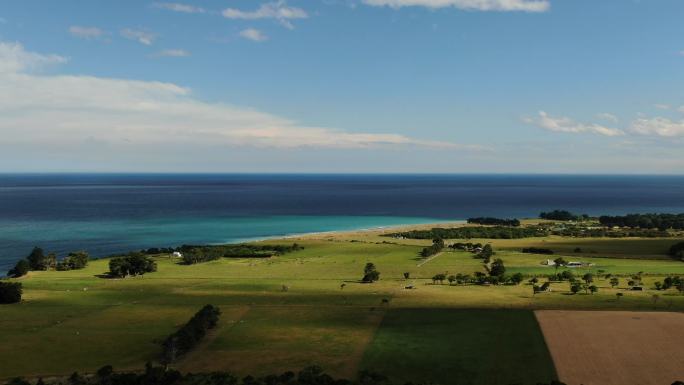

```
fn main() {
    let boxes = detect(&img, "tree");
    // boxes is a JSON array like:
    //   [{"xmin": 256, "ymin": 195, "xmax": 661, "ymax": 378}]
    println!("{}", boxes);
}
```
[
  {"xmin": 26, "ymin": 247, "xmax": 49, "ymax": 271},
  {"xmin": 529, "ymin": 277, "xmax": 539, "ymax": 284},
  {"xmin": 432, "ymin": 273, "xmax": 446, "ymax": 284},
  {"xmin": 489, "ymin": 258, "xmax": 506, "ymax": 277},
  {"xmin": 616, "ymin": 292, "xmax": 623, "ymax": 301},
  {"xmin": 654, "ymin": 281, "xmax": 663, "ymax": 291},
  {"xmin": 553, "ymin": 257, "xmax": 567, "ymax": 272},
  {"xmin": 57, "ymin": 251, "xmax": 89, "ymax": 271},
  {"xmin": 582, "ymin": 273, "xmax": 594, "ymax": 284},
  {"xmin": 403, "ymin": 272, "xmax": 410, "ymax": 279},
  {"xmin": 0, "ymin": 282, "xmax": 23, "ymax": 304},
  {"xmin": 588, "ymin": 285, "xmax": 598, "ymax": 295},
  {"xmin": 8, "ymin": 259, "xmax": 30, "ymax": 278},
  {"xmin": 510, "ymin": 272, "xmax": 524, "ymax": 285},
  {"xmin": 362, "ymin": 263, "xmax": 380, "ymax": 283},
  {"xmin": 108, "ymin": 254, "xmax": 157, "ymax": 278},
  {"xmin": 570, "ymin": 282, "xmax": 582, "ymax": 294},
  {"xmin": 610, "ymin": 277, "xmax": 619, "ymax": 288},
  {"xmin": 480, "ymin": 244, "xmax": 493, "ymax": 261},
  {"xmin": 447, "ymin": 275, "xmax": 456, "ymax": 285}
]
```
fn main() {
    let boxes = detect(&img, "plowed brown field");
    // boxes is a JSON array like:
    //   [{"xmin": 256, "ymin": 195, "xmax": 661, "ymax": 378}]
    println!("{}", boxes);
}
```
[{"xmin": 535, "ymin": 310, "xmax": 684, "ymax": 385}]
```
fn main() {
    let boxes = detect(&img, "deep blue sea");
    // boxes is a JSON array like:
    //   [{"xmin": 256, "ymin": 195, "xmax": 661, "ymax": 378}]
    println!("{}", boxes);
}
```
[{"xmin": 2, "ymin": 174, "xmax": 684, "ymax": 272}]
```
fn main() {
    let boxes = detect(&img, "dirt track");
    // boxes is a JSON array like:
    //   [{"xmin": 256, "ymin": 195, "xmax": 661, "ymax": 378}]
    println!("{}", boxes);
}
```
[{"xmin": 535, "ymin": 310, "xmax": 684, "ymax": 385}]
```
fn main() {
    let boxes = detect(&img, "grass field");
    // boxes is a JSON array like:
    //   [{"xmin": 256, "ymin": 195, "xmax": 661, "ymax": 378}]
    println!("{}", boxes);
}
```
[{"xmin": 2, "ymin": 227, "xmax": 684, "ymax": 383}]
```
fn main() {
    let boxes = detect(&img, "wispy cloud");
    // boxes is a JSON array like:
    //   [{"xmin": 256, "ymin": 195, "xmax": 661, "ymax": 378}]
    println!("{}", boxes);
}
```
[
  {"xmin": 69, "ymin": 26, "xmax": 106, "ymax": 40},
  {"xmin": 654, "ymin": 104, "xmax": 671, "ymax": 110},
  {"xmin": 0, "ymin": 41, "xmax": 67, "ymax": 73},
  {"xmin": 120, "ymin": 28, "xmax": 157, "ymax": 45},
  {"xmin": 152, "ymin": 49, "xmax": 190, "ymax": 57},
  {"xmin": 240, "ymin": 28, "xmax": 269, "ymax": 42},
  {"xmin": 524, "ymin": 111, "xmax": 624, "ymax": 136},
  {"xmin": 0, "ymin": 40, "xmax": 474, "ymax": 171},
  {"xmin": 223, "ymin": 1, "xmax": 308, "ymax": 29},
  {"xmin": 596, "ymin": 112, "xmax": 619, "ymax": 123},
  {"xmin": 361, "ymin": 0, "xmax": 550, "ymax": 12},
  {"xmin": 630, "ymin": 116, "xmax": 684, "ymax": 137},
  {"xmin": 152, "ymin": 2, "xmax": 206, "ymax": 14}
]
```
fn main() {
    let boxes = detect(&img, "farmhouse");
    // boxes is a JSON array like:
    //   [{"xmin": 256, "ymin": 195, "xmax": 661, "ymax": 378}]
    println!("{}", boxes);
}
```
[{"xmin": 172, "ymin": 251, "xmax": 183, "ymax": 258}]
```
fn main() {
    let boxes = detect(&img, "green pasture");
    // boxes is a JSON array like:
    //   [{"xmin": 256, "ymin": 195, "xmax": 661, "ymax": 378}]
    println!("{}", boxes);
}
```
[{"xmin": 2, "ymin": 235, "xmax": 684, "ymax": 382}]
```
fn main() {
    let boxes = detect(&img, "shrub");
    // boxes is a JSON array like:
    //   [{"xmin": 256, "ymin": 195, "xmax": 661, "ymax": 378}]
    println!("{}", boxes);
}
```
[
  {"xmin": 522, "ymin": 247, "xmax": 554, "ymax": 255},
  {"xmin": 0, "ymin": 281, "xmax": 22, "ymax": 304}
]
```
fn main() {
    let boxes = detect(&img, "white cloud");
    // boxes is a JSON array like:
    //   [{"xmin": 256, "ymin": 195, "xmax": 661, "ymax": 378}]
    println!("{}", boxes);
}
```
[
  {"xmin": 0, "ymin": 41, "xmax": 68, "ymax": 74},
  {"xmin": 153, "ymin": 49, "xmax": 190, "ymax": 57},
  {"xmin": 596, "ymin": 112, "xmax": 619, "ymax": 123},
  {"xmin": 654, "ymin": 104, "xmax": 671, "ymax": 110},
  {"xmin": 223, "ymin": 1, "xmax": 308, "ymax": 29},
  {"xmin": 240, "ymin": 28, "xmax": 269, "ymax": 42},
  {"xmin": 630, "ymin": 117, "xmax": 684, "ymax": 137},
  {"xmin": 153, "ymin": 2, "xmax": 206, "ymax": 14},
  {"xmin": 120, "ymin": 28, "xmax": 157, "ymax": 45},
  {"xmin": 524, "ymin": 111, "xmax": 624, "ymax": 137},
  {"xmin": 0, "ymin": 40, "xmax": 472, "ymax": 167},
  {"xmin": 361, "ymin": 0, "xmax": 550, "ymax": 12},
  {"xmin": 69, "ymin": 26, "xmax": 105, "ymax": 40}
]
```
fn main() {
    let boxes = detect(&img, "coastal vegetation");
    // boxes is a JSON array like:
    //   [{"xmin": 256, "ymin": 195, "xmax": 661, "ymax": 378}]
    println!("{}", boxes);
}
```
[
  {"xmin": 388, "ymin": 226, "xmax": 546, "ymax": 240},
  {"xmin": 539, "ymin": 210, "xmax": 585, "ymax": 221},
  {"xmin": 466, "ymin": 217, "xmax": 520, "ymax": 226},
  {"xmin": 599, "ymin": 213, "xmax": 684, "ymax": 230},
  {"xmin": 179, "ymin": 243, "xmax": 303, "ymax": 265}
]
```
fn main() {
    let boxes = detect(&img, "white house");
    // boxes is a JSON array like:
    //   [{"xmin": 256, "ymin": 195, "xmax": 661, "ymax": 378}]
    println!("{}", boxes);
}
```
[{"xmin": 172, "ymin": 251, "xmax": 183, "ymax": 258}]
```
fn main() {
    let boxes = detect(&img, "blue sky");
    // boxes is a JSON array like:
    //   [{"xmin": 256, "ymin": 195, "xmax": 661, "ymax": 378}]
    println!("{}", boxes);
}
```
[{"xmin": 0, "ymin": 0, "xmax": 683, "ymax": 173}]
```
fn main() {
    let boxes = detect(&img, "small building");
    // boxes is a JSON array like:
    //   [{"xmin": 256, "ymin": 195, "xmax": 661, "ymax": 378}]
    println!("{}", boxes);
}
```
[
  {"xmin": 544, "ymin": 259, "xmax": 556, "ymax": 266},
  {"xmin": 566, "ymin": 262, "xmax": 583, "ymax": 267},
  {"xmin": 172, "ymin": 251, "xmax": 183, "ymax": 258}
]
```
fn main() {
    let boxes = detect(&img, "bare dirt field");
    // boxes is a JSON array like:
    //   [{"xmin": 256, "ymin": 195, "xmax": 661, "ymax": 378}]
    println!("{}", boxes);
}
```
[{"xmin": 535, "ymin": 310, "xmax": 684, "ymax": 385}]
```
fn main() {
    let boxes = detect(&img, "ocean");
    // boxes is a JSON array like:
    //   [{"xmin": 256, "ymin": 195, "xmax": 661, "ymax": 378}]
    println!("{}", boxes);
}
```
[{"xmin": 1, "ymin": 174, "xmax": 684, "ymax": 272}]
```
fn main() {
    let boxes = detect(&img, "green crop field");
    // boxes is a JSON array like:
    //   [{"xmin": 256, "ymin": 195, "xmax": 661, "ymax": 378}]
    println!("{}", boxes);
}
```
[{"xmin": 2, "ymin": 230, "xmax": 684, "ymax": 384}]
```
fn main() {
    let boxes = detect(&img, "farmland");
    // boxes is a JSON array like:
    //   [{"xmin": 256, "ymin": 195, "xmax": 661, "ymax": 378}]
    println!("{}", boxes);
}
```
[{"xmin": 1, "ymin": 224, "xmax": 684, "ymax": 384}]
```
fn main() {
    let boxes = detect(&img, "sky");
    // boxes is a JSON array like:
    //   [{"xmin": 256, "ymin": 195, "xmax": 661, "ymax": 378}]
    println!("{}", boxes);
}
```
[{"xmin": 0, "ymin": 0, "xmax": 683, "ymax": 173}]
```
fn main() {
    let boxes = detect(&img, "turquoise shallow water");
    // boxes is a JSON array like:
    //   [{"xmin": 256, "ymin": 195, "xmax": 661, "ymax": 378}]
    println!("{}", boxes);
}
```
[{"xmin": 0, "ymin": 215, "xmax": 439, "ymax": 271}]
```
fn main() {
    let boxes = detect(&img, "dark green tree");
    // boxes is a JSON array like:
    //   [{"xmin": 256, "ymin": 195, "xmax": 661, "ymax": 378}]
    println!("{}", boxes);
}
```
[
  {"xmin": 362, "ymin": 263, "xmax": 380, "ymax": 283},
  {"xmin": 8, "ymin": 259, "xmax": 30, "ymax": 278}
]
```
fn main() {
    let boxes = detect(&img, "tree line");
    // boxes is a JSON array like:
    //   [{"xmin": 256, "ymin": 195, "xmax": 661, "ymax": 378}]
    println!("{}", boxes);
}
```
[
  {"xmin": 466, "ymin": 217, "xmax": 520, "ymax": 227},
  {"xmin": 539, "ymin": 210, "xmax": 587, "ymax": 221},
  {"xmin": 179, "ymin": 243, "xmax": 303, "ymax": 265},
  {"xmin": 388, "ymin": 226, "xmax": 547, "ymax": 240},
  {"xmin": 2, "ymin": 364, "xmax": 571, "ymax": 385},
  {"xmin": 599, "ymin": 213, "xmax": 684, "ymax": 230},
  {"xmin": 162, "ymin": 304, "xmax": 221, "ymax": 364},
  {"xmin": 8, "ymin": 247, "xmax": 90, "ymax": 278}
]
